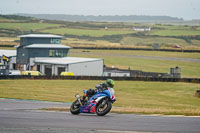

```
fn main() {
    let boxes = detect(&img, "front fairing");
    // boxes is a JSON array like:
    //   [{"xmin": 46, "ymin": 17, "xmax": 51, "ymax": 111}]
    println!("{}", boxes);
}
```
[{"xmin": 96, "ymin": 88, "xmax": 116, "ymax": 103}]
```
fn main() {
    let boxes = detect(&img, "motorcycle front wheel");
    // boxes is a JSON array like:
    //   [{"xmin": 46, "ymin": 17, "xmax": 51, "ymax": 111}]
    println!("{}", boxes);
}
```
[
  {"xmin": 70, "ymin": 100, "xmax": 80, "ymax": 115},
  {"xmin": 96, "ymin": 98, "xmax": 112, "ymax": 116}
]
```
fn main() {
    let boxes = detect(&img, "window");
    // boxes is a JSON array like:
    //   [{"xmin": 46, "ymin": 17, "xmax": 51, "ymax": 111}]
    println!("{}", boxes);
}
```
[
  {"xmin": 50, "ymin": 39, "xmax": 61, "ymax": 44},
  {"xmin": 49, "ymin": 50, "xmax": 67, "ymax": 57}
]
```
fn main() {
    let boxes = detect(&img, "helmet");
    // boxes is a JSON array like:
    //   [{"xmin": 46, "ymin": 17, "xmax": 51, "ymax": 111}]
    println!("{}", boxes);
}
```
[
  {"xmin": 87, "ymin": 89, "xmax": 96, "ymax": 97},
  {"xmin": 106, "ymin": 79, "xmax": 115, "ymax": 88}
]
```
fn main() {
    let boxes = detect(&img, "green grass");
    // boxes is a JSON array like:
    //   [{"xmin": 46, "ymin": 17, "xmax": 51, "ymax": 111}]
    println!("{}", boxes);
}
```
[
  {"xmin": 120, "ymin": 36, "xmax": 188, "ymax": 46},
  {"xmin": 150, "ymin": 30, "xmax": 200, "ymax": 36},
  {"xmin": 41, "ymin": 28, "xmax": 136, "ymax": 37},
  {"xmin": 69, "ymin": 49, "xmax": 200, "ymax": 78},
  {"xmin": 0, "ymin": 80, "xmax": 200, "ymax": 115},
  {"xmin": 0, "ymin": 18, "xmax": 17, "ymax": 22},
  {"xmin": 152, "ymin": 25, "xmax": 192, "ymax": 30},
  {"xmin": 72, "ymin": 49, "xmax": 200, "ymax": 59},
  {"xmin": 0, "ymin": 23, "xmax": 61, "ymax": 31},
  {"xmin": 104, "ymin": 57, "xmax": 200, "ymax": 78}
]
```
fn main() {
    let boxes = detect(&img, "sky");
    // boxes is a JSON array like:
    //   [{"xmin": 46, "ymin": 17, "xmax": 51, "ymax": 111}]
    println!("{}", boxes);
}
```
[{"xmin": 0, "ymin": 0, "xmax": 200, "ymax": 20}]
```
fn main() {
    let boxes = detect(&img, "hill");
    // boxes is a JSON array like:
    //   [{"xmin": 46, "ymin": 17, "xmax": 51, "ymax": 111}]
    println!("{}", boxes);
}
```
[
  {"xmin": 17, "ymin": 14, "xmax": 183, "ymax": 22},
  {"xmin": 0, "ymin": 14, "xmax": 200, "ymax": 50}
]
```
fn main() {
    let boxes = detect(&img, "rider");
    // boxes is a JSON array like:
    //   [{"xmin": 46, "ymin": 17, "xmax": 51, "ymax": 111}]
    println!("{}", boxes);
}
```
[{"xmin": 82, "ymin": 79, "xmax": 115, "ymax": 100}]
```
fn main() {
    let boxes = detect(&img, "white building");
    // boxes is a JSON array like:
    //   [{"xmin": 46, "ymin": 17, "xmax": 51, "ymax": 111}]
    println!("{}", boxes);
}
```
[
  {"xmin": 34, "ymin": 57, "xmax": 103, "ymax": 76},
  {"xmin": 133, "ymin": 27, "xmax": 151, "ymax": 31}
]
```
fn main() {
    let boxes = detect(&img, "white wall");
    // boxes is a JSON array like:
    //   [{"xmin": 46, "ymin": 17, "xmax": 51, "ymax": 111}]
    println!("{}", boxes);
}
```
[
  {"xmin": 36, "ymin": 59, "xmax": 103, "ymax": 76},
  {"xmin": 9, "ymin": 56, "xmax": 16, "ymax": 70},
  {"xmin": 69, "ymin": 60, "xmax": 103, "ymax": 76}
]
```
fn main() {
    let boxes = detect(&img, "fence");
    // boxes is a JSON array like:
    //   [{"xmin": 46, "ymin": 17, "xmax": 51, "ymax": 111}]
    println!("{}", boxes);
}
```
[
  {"xmin": 73, "ymin": 47, "xmax": 200, "ymax": 53},
  {"xmin": 0, "ymin": 75, "xmax": 200, "ymax": 83}
]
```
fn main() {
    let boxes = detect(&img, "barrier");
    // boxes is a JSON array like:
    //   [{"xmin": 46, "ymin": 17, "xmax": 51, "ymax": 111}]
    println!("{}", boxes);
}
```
[
  {"xmin": 0, "ymin": 75, "xmax": 200, "ymax": 83},
  {"xmin": 73, "ymin": 47, "xmax": 200, "ymax": 53}
]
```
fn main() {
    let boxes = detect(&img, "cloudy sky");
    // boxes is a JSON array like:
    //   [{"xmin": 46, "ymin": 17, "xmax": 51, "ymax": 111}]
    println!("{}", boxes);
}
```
[{"xmin": 0, "ymin": 0, "xmax": 200, "ymax": 20}]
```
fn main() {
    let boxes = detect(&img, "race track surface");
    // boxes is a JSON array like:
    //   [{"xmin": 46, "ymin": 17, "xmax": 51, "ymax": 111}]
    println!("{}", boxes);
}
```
[{"xmin": 0, "ymin": 99, "xmax": 200, "ymax": 133}]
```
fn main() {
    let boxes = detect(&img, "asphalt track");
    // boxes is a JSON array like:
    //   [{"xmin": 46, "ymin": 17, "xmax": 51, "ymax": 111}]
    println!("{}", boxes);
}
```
[{"xmin": 0, "ymin": 99, "xmax": 200, "ymax": 133}]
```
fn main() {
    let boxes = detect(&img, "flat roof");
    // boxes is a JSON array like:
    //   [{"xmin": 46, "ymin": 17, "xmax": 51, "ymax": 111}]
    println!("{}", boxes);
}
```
[
  {"xmin": 25, "ymin": 44, "xmax": 71, "ymax": 49},
  {"xmin": 0, "ymin": 50, "xmax": 16, "ymax": 57},
  {"xmin": 18, "ymin": 34, "xmax": 62, "ymax": 38},
  {"xmin": 35, "ymin": 57, "xmax": 103, "ymax": 65}
]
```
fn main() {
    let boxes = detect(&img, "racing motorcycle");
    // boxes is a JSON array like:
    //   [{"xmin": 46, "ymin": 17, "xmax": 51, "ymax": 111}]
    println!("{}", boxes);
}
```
[{"xmin": 70, "ymin": 87, "xmax": 116, "ymax": 116}]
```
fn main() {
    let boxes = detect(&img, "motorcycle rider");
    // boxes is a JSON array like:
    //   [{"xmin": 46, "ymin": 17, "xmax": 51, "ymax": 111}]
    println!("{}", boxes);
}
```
[{"xmin": 82, "ymin": 79, "xmax": 115, "ymax": 101}]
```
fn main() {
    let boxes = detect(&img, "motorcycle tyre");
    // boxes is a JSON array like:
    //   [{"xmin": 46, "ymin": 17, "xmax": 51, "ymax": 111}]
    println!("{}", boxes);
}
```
[
  {"xmin": 70, "ymin": 100, "xmax": 80, "ymax": 115},
  {"xmin": 96, "ymin": 99, "xmax": 112, "ymax": 116}
]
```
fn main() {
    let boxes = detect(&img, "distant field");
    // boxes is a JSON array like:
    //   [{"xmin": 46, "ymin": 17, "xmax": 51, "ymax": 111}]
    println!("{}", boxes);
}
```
[
  {"xmin": 0, "ymin": 23, "xmax": 61, "ymax": 31},
  {"xmin": 152, "ymin": 25, "xmax": 192, "ymax": 30},
  {"xmin": 0, "ymin": 18, "xmax": 200, "ymax": 49},
  {"xmin": 0, "ymin": 80, "xmax": 200, "ymax": 115},
  {"xmin": 120, "ymin": 36, "xmax": 188, "ymax": 46},
  {"xmin": 150, "ymin": 30, "xmax": 200, "ymax": 36},
  {"xmin": 62, "ymin": 38, "xmax": 121, "ymax": 47},
  {"xmin": 71, "ymin": 49, "xmax": 200, "ymax": 59},
  {"xmin": 191, "ymin": 40, "xmax": 200, "ymax": 46},
  {"xmin": 0, "ymin": 37, "xmax": 19, "ymax": 46},
  {"xmin": 0, "ymin": 18, "xmax": 17, "ymax": 22},
  {"xmin": 41, "ymin": 27, "xmax": 136, "ymax": 37}
]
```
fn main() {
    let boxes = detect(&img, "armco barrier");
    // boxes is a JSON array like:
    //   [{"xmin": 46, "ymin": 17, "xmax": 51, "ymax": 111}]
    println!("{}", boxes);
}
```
[{"xmin": 0, "ymin": 75, "xmax": 200, "ymax": 83}]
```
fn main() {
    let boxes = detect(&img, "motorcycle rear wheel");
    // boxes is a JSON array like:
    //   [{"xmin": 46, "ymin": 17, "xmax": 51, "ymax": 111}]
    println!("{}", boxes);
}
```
[
  {"xmin": 70, "ymin": 100, "xmax": 80, "ymax": 115},
  {"xmin": 96, "ymin": 99, "xmax": 112, "ymax": 116}
]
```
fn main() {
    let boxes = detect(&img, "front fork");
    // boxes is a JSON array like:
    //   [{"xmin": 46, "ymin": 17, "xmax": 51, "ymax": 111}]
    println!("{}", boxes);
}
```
[
  {"xmin": 99, "ymin": 99, "xmax": 108, "ymax": 108},
  {"xmin": 75, "ymin": 94, "xmax": 83, "ymax": 106}
]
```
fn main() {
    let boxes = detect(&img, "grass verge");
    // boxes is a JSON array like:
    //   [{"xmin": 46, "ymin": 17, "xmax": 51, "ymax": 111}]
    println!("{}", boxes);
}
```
[{"xmin": 0, "ymin": 79, "xmax": 200, "ymax": 116}]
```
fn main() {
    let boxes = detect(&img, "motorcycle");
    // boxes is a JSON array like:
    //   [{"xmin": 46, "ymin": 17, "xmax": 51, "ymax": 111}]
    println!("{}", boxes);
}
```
[{"xmin": 70, "ymin": 87, "xmax": 116, "ymax": 116}]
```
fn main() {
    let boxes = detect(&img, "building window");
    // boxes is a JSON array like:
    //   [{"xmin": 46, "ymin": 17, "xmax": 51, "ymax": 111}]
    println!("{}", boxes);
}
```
[
  {"xmin": 49, "ymin": 50, "xmax": 67, "ymax": 57},
  {"xmin": 50, "ymin": 39, "xmax": 61, "ymax": 44},
  {"xmin": 13, "ymin": 63, "xmax": 16, "ymax": 70}
]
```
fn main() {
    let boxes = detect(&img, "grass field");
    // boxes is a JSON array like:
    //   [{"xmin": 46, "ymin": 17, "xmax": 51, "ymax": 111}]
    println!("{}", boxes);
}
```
[
  {"xmin": 120, "ymin": 36, "xmax": 189, "ymax": 46},
  {"xmin": 70, "ymin": 49, "xmax": 200, "ymax": 59},
  {"xmin": 0, "ymin": 18, "xmax": 17, "ymax": 22},
  {"xmin": 150, "ymin": 30, "xmax": 200, "ymax": 36},
  {"xmin": 69, "ymin": 49, "xmax": 200, "ymax": 78},
  {"xmin": 152, "ymin": 25, "xmax": 192, "ymax": 30},
  {"xmin": 0, "ymin": 80, "xmax": 200, "ymax": 115},
  {"xmin": 0, "ymin": 37, "xmax": 19, "ymax": 46},
  {"xmin": 62, "ymin": 38, "xmax": 121, "ymax": 47},
  {"xmin": 41, "ymin": 27, "xmax": 136, "ymax": 37},
  {"xmin": 1, "ymin": 18, "xmax": 200, "ymax": 49},
  {"xmin": 0, "ymin": 23, "xmax": 61, "ymax": 31}
]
